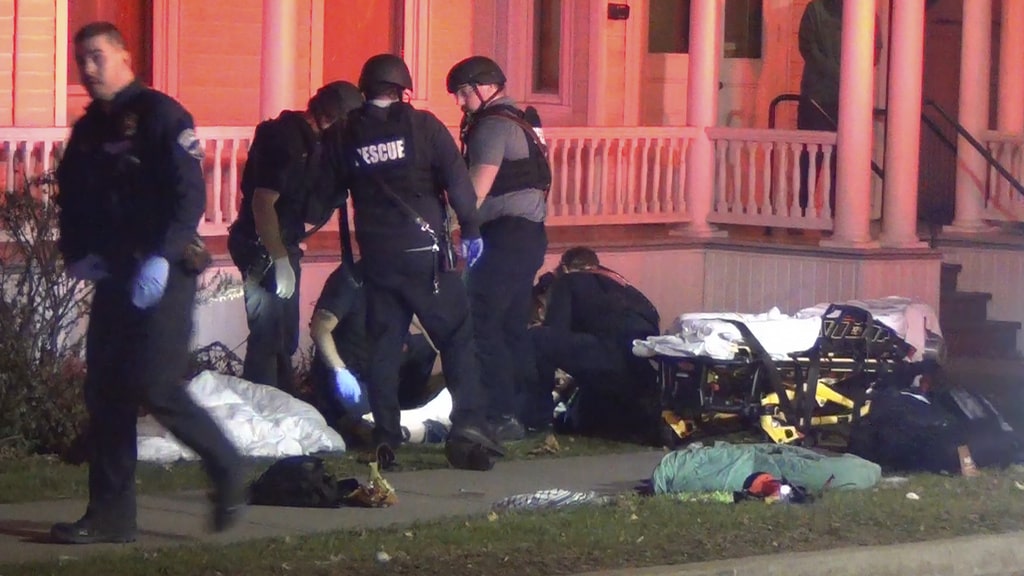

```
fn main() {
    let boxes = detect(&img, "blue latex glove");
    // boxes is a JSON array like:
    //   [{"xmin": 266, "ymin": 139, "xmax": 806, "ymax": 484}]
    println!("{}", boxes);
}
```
[
  {"xmin": 131, "ymin": 255, "xmax": 170, "ymax": 309},
  {"xmin": 460, "ymin": 237, "xmax": 484, "ymax": 268},
  {"xmin": 333, "ymin": 367, "xmax": 362, "ymax": 407},
  {"xmin": 66, "ymin": 254, "xmax": 108, "ymax": 282}
]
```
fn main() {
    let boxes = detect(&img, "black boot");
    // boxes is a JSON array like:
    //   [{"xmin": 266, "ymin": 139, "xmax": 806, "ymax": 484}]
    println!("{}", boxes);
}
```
[
  {"xmin": 50, "ymin": 516, "xmax": 136, "ymax": 545},
  {"xmin": 444, "ymin": 438, "xmax": 494, "ymax": 471},
  {"xmin": 448, "ymin": 424, "xmax": 506, "ymax": 457}
]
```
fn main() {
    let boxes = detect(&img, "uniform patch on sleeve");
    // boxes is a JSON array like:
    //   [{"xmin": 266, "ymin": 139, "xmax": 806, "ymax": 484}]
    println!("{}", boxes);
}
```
[{"xmin": 177, "ymin": 128, "xmax": 205, "ymax": 160}]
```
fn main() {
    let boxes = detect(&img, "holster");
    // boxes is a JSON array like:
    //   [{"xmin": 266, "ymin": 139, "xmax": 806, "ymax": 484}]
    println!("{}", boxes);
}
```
[
  {"xmin": 438, "ymin": 206, "xmax": 458, "ymax": 272},
  {"xmin": 438, "ymin": 233, "xmax": 457, "ymax": 273},
  {"xmin": 227, "ymin": 226, "xmax": 273, "ymax": 283}
]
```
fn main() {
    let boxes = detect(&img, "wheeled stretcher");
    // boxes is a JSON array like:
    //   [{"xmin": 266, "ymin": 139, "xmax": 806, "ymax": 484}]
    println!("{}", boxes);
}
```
[{"xmin": 633, "ymin": 297, "xmax": 944, "ymax": 445}]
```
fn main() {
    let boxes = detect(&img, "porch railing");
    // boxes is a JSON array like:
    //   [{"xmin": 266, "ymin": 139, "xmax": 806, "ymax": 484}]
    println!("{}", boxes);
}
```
[
  {"xmin": 543, "ymin": 126, "xmax": 697, "ymax": 225},
  {"xmin": 0, "ymin": 127, "xmax": 68, "ymax": 195},
  {"xmin": 1, "ymin": 125, "xmax": 700, "ymax": 235},
  {"xmin": 707, "ymin": 127, "xmax": 837, "ymax": 230},
  {"xmin": 6, "ymin": 124, "xmax": 925, "ymax": 237},
  {"xmin": 981, "ymin": 131, "xmax": 1024, "ymax": 221}
]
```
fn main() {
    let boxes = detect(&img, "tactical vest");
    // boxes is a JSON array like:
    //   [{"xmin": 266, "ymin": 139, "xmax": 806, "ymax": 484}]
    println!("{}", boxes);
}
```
[
  {"xmin": 461, "ymin": 104, "xmax": 552, "ymax": 197},
  {"xmin": 343, "ymin": 102, "xmax": 442, "ymax": 246}
]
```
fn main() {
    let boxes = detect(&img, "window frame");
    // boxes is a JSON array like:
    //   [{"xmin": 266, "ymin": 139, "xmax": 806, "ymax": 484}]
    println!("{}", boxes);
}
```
[{"xmin": 502, "ymin": 0, "xmax": 573, "ymax": 108}]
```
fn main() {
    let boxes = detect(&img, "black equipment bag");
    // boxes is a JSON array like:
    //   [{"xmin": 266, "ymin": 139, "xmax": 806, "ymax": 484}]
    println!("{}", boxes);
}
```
[{"xmin": 248, "ymin": 455, "xmax": 350, "ymax": 508}]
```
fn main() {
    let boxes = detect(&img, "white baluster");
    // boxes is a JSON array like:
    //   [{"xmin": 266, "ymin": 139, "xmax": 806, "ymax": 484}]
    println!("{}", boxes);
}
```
[
  {"xmin": 761, "ymin": 142, "xmax": 773, "ymax": 216},
  {"xmin": 821, "ymin": 144, "xmax": 834, "ymax": 220},
  {"xmin": 614, "ymin": 139, "xmax": 625, "ymax": 215},
  {"xmin": 211, "ymin": 138, "xmax": 224, "ymax": 225},
  {"xmin": 572, "ymin": 138, "xmax": 583, "ymax": 216},
  {"xmin": 561, "ymin": 136, "xmax": 577, "ymax": 215},
  {"xmin": 639, "ymin": 137, "xmax": 651, "ymax": 214},
  {"xmin": 788, "ymin": 143, "xmax": 800, "ymax": 217},
  {"xmin": 714, "ymin": 139, "xmax": 726, "ymax": 213},
  {"xmin": 730, "ymin": 141, "xmax": 742, "ymax": 213},
  {"xmin": 806, "ymin": 144, "xmax": 819, "ymax": 220},
  {"xmin": 746, "ymin": 141, "xmax": 758, "ymax": 215},
  {"xmin": 599, "ymin": 138, "xmax": 610, "ymax": 215},
  {"xmin": 675, "ymin": 136, "xmax": 684, "ymax": 213},
  {"xmin": 586, "ymin": 137, "xmax": 598, "ymax": 215},
  {"xmin": 651, "ymin": 137, "xmax": 663, "ymax": 213},
  {"xmin": 227, "ymin": 138, "xmax": 240, "ymax": 222}
]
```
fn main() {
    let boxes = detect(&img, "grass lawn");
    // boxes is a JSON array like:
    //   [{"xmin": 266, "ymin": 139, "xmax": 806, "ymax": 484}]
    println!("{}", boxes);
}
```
[{"xmin": 2, "ymin": 468, "xmax": 1024, "ymax": 576}]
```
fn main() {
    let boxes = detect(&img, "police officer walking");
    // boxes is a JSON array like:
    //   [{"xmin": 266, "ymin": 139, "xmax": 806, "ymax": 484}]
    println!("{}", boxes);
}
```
[
  {"xmin": 327, "ymin": 54, "xmax": 504, "ymax": 470},
  {"xmin": 52, "ymin": 21, "xmax": 243, "ymax": 543},
  {"xmin": 446, "ymin": 56, "xmax": 551, "ymax": 440},
  {"xmin": 227, "ymin": 81, "xmax": 364, "ymax": 392}
]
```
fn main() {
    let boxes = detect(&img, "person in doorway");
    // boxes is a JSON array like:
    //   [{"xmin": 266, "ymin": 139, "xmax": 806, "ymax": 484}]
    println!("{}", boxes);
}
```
[
  {"xmin": 227, "ymin": 81, "xmax": 363, "ymax": 393},
  {"xmin": 446, "ymin": 56, "xmax": 552, "ymax": 441},
  {"xmin": 797, "ymin": 0, "xmax": 882, "ymax": 217},
  {"xmin": 52, "ymin": 21, "xmax": 244, "ymax": 543}
]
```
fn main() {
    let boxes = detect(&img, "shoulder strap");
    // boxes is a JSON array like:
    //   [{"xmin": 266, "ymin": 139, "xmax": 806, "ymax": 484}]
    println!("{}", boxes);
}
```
[
  {"xmin": 467, "ymin": 105, "xmax": 548, "ymax": 155},
  {"xmin": 352, "ymin": 152, "xmax": 440, "ymax": 245}
]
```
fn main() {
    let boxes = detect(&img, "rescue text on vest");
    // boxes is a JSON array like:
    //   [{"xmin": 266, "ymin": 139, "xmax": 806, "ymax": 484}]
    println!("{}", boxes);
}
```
[{"xmin": 356, "ymin": 138, "xmax": 407, "ymax": 165}]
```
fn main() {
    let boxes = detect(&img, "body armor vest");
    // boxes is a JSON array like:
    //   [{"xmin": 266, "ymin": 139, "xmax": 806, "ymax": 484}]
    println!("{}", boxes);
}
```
[
  {"xmin": 344, "ymin": 103, "xmax": 445, "ymax": 248},
  {"xmin": 461, "ymin": 104, "xmax": 552, "ymax": 197}
]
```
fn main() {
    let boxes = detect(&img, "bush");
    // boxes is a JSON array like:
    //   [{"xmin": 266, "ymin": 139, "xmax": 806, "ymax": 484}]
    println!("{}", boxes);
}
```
[{"xmin": 0, "ymin": 173, "xmax": 91, "ymax": 457}]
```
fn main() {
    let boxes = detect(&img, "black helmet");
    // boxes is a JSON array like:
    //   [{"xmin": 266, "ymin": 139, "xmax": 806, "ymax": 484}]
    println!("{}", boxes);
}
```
[
  {"xmin": 309, "ymin": 80, "xmax": 364, "ymax": 124},
  {"xmin": 446, "ymin": 56, "xmax": 507, "ymax": 94},
  {"xmin": 358, "ymin": 54, "xmax": 414, "ymax": 93}
]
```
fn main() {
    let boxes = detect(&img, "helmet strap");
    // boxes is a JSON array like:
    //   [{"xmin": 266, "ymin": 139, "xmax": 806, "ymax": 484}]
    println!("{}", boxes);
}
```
[{"xmin": 472, "ymin": 84, "xmax": 503, "ymax": 109}]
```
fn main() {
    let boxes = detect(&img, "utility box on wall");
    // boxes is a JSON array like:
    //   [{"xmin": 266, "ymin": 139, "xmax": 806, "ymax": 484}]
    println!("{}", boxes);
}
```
[{"xmin": 607, "ymin": 3, "xmax": 630, "ymax": 20}]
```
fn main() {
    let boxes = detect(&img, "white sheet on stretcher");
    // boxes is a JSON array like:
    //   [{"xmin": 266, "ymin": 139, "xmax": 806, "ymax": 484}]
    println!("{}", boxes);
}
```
[{"xmin": 632, "ymin": 296, "xmax": 941, "ymax": 363}]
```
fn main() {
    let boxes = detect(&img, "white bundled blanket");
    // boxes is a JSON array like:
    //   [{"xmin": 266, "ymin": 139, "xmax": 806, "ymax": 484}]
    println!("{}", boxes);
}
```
[
  {"xmin": 137, "ymin": 371, "xmax": 457, "ymax": 463},
  {"xmin": 137, "ymin": 370, "xmax": 347, "ymax": 463},
  {"xmin": 633, "ymin": 296, "xmax": 941, "ymax": 363}
]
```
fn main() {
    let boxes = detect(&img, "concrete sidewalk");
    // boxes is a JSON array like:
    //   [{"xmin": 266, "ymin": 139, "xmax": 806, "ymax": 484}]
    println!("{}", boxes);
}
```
[{"xmin": 0, "ymin": 450, "xmax": 665, "ymax": 566}]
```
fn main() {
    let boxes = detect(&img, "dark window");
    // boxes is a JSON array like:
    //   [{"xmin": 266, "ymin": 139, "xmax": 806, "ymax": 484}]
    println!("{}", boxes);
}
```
[
  {"xmin": 648, "ymin": 0, "xmax": 691, "ymax": 54},
  {"xmin": 532, "ymin": 0, "xmax": 561, "ymax": 93},
  {"xmin": 648, "ymin": 0, "xmax": 763, "ymax": 59},
  {"xmin": 724, "ymin": 0, "xmax": 763, "ymax": 59}
]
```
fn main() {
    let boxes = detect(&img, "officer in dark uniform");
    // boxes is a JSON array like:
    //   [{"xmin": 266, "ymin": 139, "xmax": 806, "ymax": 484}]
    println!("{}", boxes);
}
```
[
  {"xmin": 326, "ymin": 53, "xmax": 504, "ymax": 470},
  {"xmin": 227, "ymin": 80, "xmax": 364, "ymax": 392},
  {"xmin": 309, "ymin": 260, "xmax": 441, "ymax": 443},
  {"xmin": 525, "ymin": 247, "xmax": 662, "ymax": 444},
  {"xmin": 51, "ymin": 21, "xmax": 243, "ymax": 544},
  {"xmin": 446, "ymin": 56, "xmax": 551, "ymax": 440}
]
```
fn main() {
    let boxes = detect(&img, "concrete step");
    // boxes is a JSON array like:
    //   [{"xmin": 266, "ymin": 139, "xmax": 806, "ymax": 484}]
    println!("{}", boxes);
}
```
[
  {"xmin": 940, "ymin": 262, "xmax": 963, "ymax": 294},
  {"xmin": 943, "ymin": 320, "xmax": 1022, "ymax": 359},
  {"xmin": 940, "ymin": 291, "xmax": 992, "ymax": 324}
]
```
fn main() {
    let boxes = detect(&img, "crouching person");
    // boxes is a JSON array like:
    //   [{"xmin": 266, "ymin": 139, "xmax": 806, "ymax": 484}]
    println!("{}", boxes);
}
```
[
  {"xmin": 309, "ymin": 261, "xmax": 441, "ymax": 447},
  {"xmin": 522, "ymin": 247, "xmax": 662, "ymax": 444}
]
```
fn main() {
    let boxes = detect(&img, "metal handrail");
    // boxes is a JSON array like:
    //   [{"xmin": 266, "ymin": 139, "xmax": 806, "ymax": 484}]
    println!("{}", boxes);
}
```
[
  {"xmin": 919, "ymin": 113, "xmax": 958, "ymax": 155},
  {"xmin": 768, "ymin": 93, "xmax": 885, "ymax": 180},
  {"xmin": 923, "ymin": 99, "xmax": 1024, "ymax": 200}
]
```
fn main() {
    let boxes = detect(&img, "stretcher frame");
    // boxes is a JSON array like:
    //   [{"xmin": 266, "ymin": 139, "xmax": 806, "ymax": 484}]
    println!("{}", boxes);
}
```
[{"xmin": 656, "ymin": 304, "xmax": 923, "ymax": 445}]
